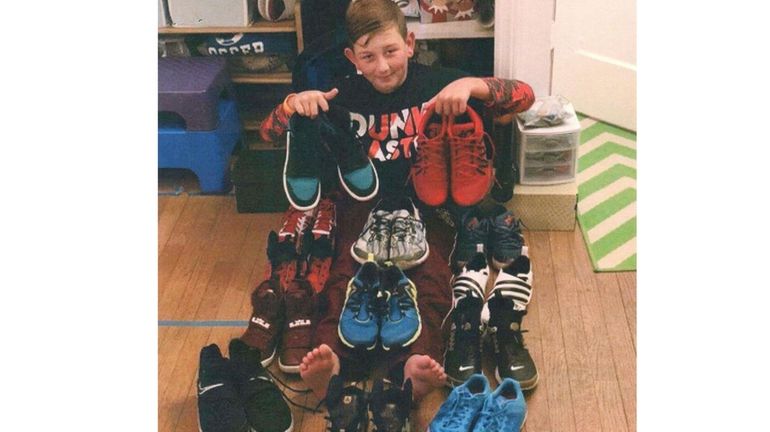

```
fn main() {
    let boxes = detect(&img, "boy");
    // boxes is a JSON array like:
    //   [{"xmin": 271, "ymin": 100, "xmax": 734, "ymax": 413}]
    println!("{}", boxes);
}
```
[{"xmin": 259, "ymin": 0, "xmax": 534, "ymax": 404}]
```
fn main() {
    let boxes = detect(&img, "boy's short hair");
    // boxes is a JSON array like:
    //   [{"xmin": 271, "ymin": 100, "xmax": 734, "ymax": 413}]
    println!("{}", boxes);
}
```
[{"xmin": 346, "ymin": 0, "xmax": 407, "ymax": 47}]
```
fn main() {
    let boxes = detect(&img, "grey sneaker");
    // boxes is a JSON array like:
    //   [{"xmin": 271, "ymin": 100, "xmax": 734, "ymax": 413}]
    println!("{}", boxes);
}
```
[
  {"xmin": 388, "ymin": 199, "xmax": 429, "ymax": 270},
  {"xmin": 351, "ymin": 202, "xmax": 394, "ymax": 265}
]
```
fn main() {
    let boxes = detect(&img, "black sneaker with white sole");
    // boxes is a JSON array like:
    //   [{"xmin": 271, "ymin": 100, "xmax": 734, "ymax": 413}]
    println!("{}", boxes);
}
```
[
  {"xmin": 325, "ymin": 375, "xmax": 369, "ymax": 432},
  {"xmin": 197, "ymin": 344, "xmax": 249, "ymax": 432},
  {"xmin": 369, "ymin": 379, "xmax": 412, "ymax": 432},
  {"xmin": 228, "ymin": 339, "xmax": 294, "ymax": 432}
]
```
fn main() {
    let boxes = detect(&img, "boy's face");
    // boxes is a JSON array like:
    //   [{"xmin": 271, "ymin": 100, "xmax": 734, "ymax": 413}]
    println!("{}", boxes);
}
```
[{"xmin": 344, "ymin": 26, "xmax": 416, "ymax": 94}]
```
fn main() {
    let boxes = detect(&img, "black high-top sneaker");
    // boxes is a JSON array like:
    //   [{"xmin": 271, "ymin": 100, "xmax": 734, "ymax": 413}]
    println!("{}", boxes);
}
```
[
  {"xmin": 285, "ymin": 114, "xmax": 323, "ymax": 210},
  {"xmin": 443, "ymin": 253, "xmax": 488, "ymax": 386},
  {"xmin": 228, "ymin": 339, "xmax": 294, "ymax": 432},
  {"xmin": 369, "ymin": 379, "xmax": 413, "ymax": 432},
  {"xmin": 325, "ymin": 375, "xmax": 370, "ymax": 432},
  {"xmin": 486, "ymin": 255, "xmax": 538, "ymax": 390},
  {"xmin": 197, "ymin": 344, "xmax": 249, "ymax": 432}
]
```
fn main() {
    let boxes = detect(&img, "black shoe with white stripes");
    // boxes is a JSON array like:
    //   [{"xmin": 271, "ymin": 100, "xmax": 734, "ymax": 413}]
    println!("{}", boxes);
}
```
[
  {"xmin": 443, "ymin": 252, "xmax": 489, "ymax": 386},
  {"xmin": 486, "ymin": 255, "xmax": 538, "ymax": 390}
]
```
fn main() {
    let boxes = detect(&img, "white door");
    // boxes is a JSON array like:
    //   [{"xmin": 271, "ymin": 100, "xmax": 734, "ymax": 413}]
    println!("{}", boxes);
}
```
[{"xmin": 551, "ymin": 0, "xmax": 637, "ymax": 131}]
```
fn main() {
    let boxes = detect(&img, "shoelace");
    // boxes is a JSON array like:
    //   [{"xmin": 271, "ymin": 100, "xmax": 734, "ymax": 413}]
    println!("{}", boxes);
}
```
[
  {"xmin": 313, "ymin": 200, "xmax": 335, "ymax": 237},
  {"xmin": 365, "ymin": 212, "xmax": 392, "ymax": 243},
  {"xmin": 452, "ymin": 133, "xmax": 493, "ymax": 177},
  {"xmin": 390, "ymin": 216, "xmax": 424, "ymax": 242},
  {"xmin": 412, "ymin": 137, "xmax": 447, "ymax": 176},
  {"xmin": 442, "ymin": 394, "xmax": 479, "ymax": 428}
]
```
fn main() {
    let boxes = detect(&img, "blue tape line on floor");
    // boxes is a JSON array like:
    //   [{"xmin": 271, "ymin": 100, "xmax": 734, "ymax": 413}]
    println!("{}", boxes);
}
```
[{"xmin": 158, "ymin": 320, "xmax": 249, "ymax": 327}]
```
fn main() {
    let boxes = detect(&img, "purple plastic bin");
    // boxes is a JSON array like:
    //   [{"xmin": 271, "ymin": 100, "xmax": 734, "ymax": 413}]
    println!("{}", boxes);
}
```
[{"xmin": 158, "ymin": 57, "xmax": 233, "ymax": 131}]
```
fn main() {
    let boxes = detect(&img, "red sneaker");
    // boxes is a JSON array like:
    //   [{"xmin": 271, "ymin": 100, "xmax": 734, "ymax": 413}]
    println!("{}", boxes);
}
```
[
  {"xmin": 411, "ymin": 104, "xmax": 449, "ymax": 207},
  {"xmin": 273, "ymin": 206, "xmax": 316, "ymax": 291},
  {"xmin": 240, "ymin": 278, "xmax": 285, "ymax": 367},
  {"xmin": 306, "ymin": 198, "xmax": 336, "ymax": 293},
  {"xmin": 448, "ymin": 106, "xmax": 495, "ymax": 207},
  {"xmin": 279, "ymin": 279, "xmax": 315, "ymax": 373}
]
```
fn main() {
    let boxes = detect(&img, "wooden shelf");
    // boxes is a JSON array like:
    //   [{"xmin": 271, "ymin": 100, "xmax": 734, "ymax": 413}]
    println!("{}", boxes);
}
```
[
  {"xmin": 406, "ymin": 18, "xmax": 493, "ymax": 40},
  {"xmin": 231, "ymin": 72, "xmax": 292, "ymax": 84},
  {"xmin": 159, "ymin": 19, "xmax": 296, "ymax": 34}
]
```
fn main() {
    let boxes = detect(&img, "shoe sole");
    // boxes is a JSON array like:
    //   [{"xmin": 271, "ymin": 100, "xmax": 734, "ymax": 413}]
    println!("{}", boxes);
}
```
[
  {"xmin": 261, "ymin": 347, "xmax": 277, "ymax": 368},
  {"xmin": 283, "ymin": 131, "xmax": 321, "ymax": 211},
  {"xmin": 278, "ymin": 358, "xmax": 301, "ymax": 374},
  {"xmin": 337, "ymin": 160, "xmax": 379, "ymax": 202},
  {"xmin": 495, "ymin": 366, "xmax": 539, "ymax": 391},
  {"xmin": 350, "ymin": 243, "xmax": 386, "ymax": 266}
]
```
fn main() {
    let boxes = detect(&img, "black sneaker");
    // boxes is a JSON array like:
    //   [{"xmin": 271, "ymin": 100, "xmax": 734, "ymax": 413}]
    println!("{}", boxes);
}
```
[
  {"xmin": 486, "ymin": 256, "xmax": 538, "ymax": 390},
  {"xmin": 285, "ymin": 114, "xmax": 322, "ymax": 211},
  {"xmin": 450, "ymin": 207, "xmax": 491, "ymax": 271},
  {"xmin": 228, "ymin": 339, "xmax": 294, "ymax": 432},
  {"xmin": 443, "ymin": 253, "xmax": 488, "ymax": 386},
  {"xmin": 197, "ymin": 344, "xmax": 249, "ymax": 432},
  {"xmin": 319, "ymin": 104, "xmax": 379, "ymax": 201},
  {"xmin": 369, "ymin": 379, "xmax": 412, "ymax": 432},
  {"xmin": 325, "ymin": 375, "xmax": 369, "ymax": 432}
]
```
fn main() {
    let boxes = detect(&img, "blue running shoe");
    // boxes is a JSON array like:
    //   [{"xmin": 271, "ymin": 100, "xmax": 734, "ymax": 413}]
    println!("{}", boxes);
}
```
[
  {"xmin": 428, "ymin": 374, "xmax": 490, "ymax": 432},
  {"xmin": 490, "ymin": 208, "xmax": 524, "ymax": 270},
  {"xmin": 471, "ymin": 378, "xmax": 527, "ymax": 432},
  {"xmin": 379, "ymin": 263, "xmax": 421, "ymax": 350},
  {"xmin": 338, "ymin": 256, "xmax": 380, "ymax": 350},
  {"xmin": 451, "ymin": 207, "xmax": 491, "ymax": 271}
]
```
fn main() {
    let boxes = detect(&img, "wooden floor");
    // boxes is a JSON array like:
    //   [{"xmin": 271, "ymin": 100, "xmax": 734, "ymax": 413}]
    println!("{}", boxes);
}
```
[{"xmin": 158, "ymin": 195, "xmax": 636, "ymax": 432}]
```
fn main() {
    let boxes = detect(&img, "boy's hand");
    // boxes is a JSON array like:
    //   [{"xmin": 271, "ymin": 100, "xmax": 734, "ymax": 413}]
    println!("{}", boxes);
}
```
[
  {"xmin": 288, "ymin": 88, "xmax": 339, "ymax": 119},
  {"xmin": 429, "ymin": 77, "xmax": 489, "ymax": 116}
]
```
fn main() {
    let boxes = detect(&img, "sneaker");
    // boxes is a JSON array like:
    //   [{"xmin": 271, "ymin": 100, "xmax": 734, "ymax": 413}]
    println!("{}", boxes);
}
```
[
  {"xmin": 388, "ymin": 198, "xmax": 429, "ymax": 270},
  {"xmin": 427, "ymin": 373, "xmax": 490, "ymax": 432},
  {"xmin": 306, "ymin": 198, "xmax": 336, "ymax": 293},
  {"xmin": 489, "ymin": 208, "xmax": 524, "ymax": 270},
  {"xmin": 486, "ymin": 256, "xmax": 538, "ymax": 390},
  {"xmin": 197, "ymin": 344, "xmax": 249, "ymax": 432},
  {"xmin": 447, "ymin": 106, "xmax": 494, "ymax": 207},
  {"xmin": 319, "ymin": 105, "xmax": 379, "ymax": 201},
  {"xmin": 379, "ymin": 263, "xmax": 422, "ymax": 350},
  {"xmin": 369, "ymin": 379, "xmax": 412, "ymax": 432},
  {"xmin": 443, "ymin": 253, "xmax": 488, "ymax": 386},
  {"xmin": 450, "ymin": 207, "xmax": 491, "ymax": 271},
  {"xmin": 279, "ymin": 279, "xmax": 315, "ymax": 373},
  {"xmin": 240, "ymin": 278, "xmax": 284, "ymax": 367},
  {"xmin": 272, "ymin": 206, "xmax": 315, "ymax": 289},
  {"xmin": 351, "ymin": 200, "xmax": 394, "ymax": 265},
  {"xmin": 284, "ymin": 114, "xmax": 322, "ymax": 211},
  {"xmin": 471, "ymin": 378, "xmax": 526, "ymax": 432},
  {"xmin": 325, "ymin": 375, "xmax": 369, "ymax": 432},
  {"xmin": 412, "ymin": 103, "xmax": 449, "ymax": 207},
  {"xmin": 228, "ymin": 339, "xmax": 294, "ymax": 432},
  {"xmin": 339, "ymin": 257, "xmax": 381, "ymax": 350}
]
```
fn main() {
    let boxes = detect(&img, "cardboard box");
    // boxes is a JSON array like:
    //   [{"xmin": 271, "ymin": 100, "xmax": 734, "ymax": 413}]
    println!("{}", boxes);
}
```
[
  {"xmin": 506, "ymin": 182, "xmax": 577, "ymax": 231},
  {"xmin": 418, "ymin": 0, "xmax": 476, "ymax": 23}
]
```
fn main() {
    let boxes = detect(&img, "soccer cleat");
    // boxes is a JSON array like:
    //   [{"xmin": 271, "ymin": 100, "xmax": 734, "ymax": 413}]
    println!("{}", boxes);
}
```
[
  {"xmin": 325, "ymin": 375, "xmax": 369, "ymax": 432},
  {"xmin": 279, "ymin": 279, "xmax": 315, "ymax": 373},
  {"xmin": 197, "ymin": 344, "xmax": 249, "ymax": 432},
  {"xmin": 450, "ymin": 207, "xmax": 491, "ymax": 271},
  {"xmin": 338, "ymin": 257, "xmax": 381, "ymax": 350},
  {"xmin": 427, "ymin": 374, "xmax": 490, "ymax": 432},
  {"xmin": 443, "ymin": 253, "xmax": 488, "ymax": 386},
  {"xmin": 319, "ymin": 105, "xmax": 379, "ymax": 201},
  {"xmin": 284, "ymin": 114, "xmax": 322, "ymax": 211},
  {"xmin": 447, "ymin": 106, "xmax": 494, "ymax": 207},
  {"xmin": 306, "ymin": 198, "xmax": 336, "ymax": 293},
  {"xmin": 471, "ymin": 378, "xmax": 527, "ymax": 432},
  {"xmin": 240, "ymin": 278, "xmax": 285, "ymax": 367},
  {"xmin": 486, "ymin": 255, "xmax": 538, "ymax": 390},
  {"xmin": 228, "ymin": 339, "xmax": 294, "ymax": 432},
  {"xmin": 387, "ymin": 197, "xmax": 429, "ymax": 270},
  {"xmin": 369, "ymin": 379, "xmax": 413, "ymax": 432},
  {"xmin": 379, "ymin": 263, "xmax": 422, "ymax": 350},
  {"xmin": 489, "ymin": 208, "xmax": 524, "ymax": 270},
  {"xmin": 351, "ymin": 200, "xmax": 394, "ymax": 265},
  {"xmin": 412, "ymin": 103, "xmax": 449, "ymax": 207}
]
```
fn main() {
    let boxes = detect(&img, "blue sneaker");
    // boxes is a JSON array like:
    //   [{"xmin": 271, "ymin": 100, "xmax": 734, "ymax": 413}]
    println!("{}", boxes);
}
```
[
  {"xmin": 471, "ymin": 378, "xmax": 527, "ymax": 432},
  {"xmin": 428, "ymin": 374, "xmax": 490, "ymax": 432},
  {"xmin": 451, "ymin": 207, "xmax": 491, "ymax": 270},
  {"xmin": 490, "ymin": 208, "xmax": 524, "ymax": 270},
  {"xmin": 379, "ymin": 263, "xmax": 421, "ymax": 350},
  {"xmin": 338, "ymin": 256, "xmax": 380, "ymax": 350}
]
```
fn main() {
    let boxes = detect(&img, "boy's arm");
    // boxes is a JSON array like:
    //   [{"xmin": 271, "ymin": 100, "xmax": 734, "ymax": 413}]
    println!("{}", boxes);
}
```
[
  {"xmin": 480, "ymin": 77, "xmax": 536, "ymax": 117},
  {"xmin": 259, "ymin": 97, "xmax": 293, "ymax": 143},
  {"xmin": 259, "ymin": 89, "xmax": 340, "ymax": 142}
]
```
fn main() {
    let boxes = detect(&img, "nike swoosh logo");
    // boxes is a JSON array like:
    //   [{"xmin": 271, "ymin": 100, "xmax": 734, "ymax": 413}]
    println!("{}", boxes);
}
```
[
  {"xmin": 458, "ymin": 365, "xmax": 475, "ymax": 372},
  {"xmin": 198, "ymin": 383, "xmax": 224, "ymax": 395},
  {"xmin": 510, "ymin": 365, "xmax": 525, "ymax": 371}
]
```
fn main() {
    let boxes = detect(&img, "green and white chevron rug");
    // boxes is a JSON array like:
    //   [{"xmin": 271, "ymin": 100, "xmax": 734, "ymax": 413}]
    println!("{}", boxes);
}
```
[{"xmin": 576, "ymin": 115, "xmax": 636, "ymax": 272}]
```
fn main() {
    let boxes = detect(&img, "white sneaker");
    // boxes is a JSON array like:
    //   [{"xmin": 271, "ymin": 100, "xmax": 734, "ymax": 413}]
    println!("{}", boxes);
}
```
[
  {"xmin": 388, "ymin": 198, "xmax": 429, "ymax": 270},
  {"xmin": 351, "ymin": 202, "xmax": 394, "ymax": 265}
]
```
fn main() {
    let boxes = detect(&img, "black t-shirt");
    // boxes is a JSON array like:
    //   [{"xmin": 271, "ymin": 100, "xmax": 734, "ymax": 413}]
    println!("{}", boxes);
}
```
[{"xmin": 332, "ymin": 62, "xmax": 484, "ymax": 198}]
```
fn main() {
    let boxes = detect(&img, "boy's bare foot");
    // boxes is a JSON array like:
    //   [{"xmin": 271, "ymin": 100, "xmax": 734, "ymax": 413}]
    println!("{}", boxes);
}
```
[
  {"xmin": 299, "ymin": 344, "xmax": 341, "ymax": 399},
  {"xmin": 404, "ymin": 354, "xmax": 447, "ymax": 401}
]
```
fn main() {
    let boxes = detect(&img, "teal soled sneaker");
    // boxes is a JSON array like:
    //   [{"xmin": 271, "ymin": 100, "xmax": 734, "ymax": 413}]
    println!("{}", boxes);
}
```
[
  {"xmin": 284, "ymin": 114, "xmax": 322, "ymax": 211},
  {"xmin": 379, "ymin": 263, "xmax": 421, "ymax": 351},
  {"xmin": 428, "ymin": 374, "xmax": 490, "ymax": 432},
  {"xmin": 471, "ymin": 378, "xmax": 527, "ymax": 432},
  {"xmin": 228, "ymin": 339, "xmax": 293, "ymax": 432},
  {"xmin": 338, "ymin": 257, "xmax": 381, "ymax": 350}
]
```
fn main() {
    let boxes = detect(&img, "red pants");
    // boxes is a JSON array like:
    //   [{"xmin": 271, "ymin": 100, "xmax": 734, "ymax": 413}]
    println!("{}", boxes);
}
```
[{"xmin": 312, "ymin": 195, "xmax": 454, "ymax": 378}]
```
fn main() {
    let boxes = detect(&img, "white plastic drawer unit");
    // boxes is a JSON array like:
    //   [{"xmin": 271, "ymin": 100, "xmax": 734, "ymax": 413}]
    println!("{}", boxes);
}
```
[
  {"xmin": 167, "ymin": 0, "xmax": 254, "ymax": 27},
  {"xmin": 516, "ymin": 102, "xmax": 581, "ymax": 185}
]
